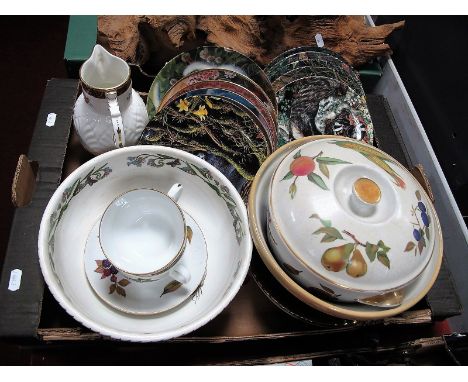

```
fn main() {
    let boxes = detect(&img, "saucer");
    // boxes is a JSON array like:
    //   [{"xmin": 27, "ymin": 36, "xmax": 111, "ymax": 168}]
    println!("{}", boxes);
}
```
[
  {"xmin": 248, "ymin": 136, "xmax": 443, "ymax": 321},
  {"xmin": 84, "ymin": 210, "xmax": 208, "ymax": 315}
]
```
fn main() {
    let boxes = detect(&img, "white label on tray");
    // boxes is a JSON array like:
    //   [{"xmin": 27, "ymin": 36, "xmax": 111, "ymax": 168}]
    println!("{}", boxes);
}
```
[
  {"xmin": 46, "ymin": 113, "xmax": 57, "ymax": 127},
  {"xmin": 8, "ymin": 269, "xmax": 22, "ymax": 291},
  {"xmin": 315, "ymin": 33, "xmax": 324, "ymax": 48}
]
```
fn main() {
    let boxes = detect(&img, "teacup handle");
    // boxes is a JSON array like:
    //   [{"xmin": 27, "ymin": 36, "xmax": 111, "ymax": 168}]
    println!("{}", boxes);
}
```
[
  {"xmin": 105, "ymin": 91, "xmax": 126, "ymax": 149},
  {"xmin": 167, "ymin": 183, "xmax": 183, "ymax": 202},
  {"xmin": 169, "ymin": 264, "xmax": 191, "ymax": 284}
]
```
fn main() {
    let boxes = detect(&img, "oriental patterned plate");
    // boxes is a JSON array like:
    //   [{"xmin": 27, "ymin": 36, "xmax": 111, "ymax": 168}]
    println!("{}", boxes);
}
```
[
  {"xmin": 159, "ymin": 68, "xmax": 277, "ymax": 125},
  {"xmin": 160, "ymin": 80, "xmax": 277, "ymax": 149},
  {"xmin": 140, "ymin": 93, "xmax": 270, "ymax": 201},
  {"xmin": 147, "ymin": 46, "xmax": 276, "ymax": 120}
]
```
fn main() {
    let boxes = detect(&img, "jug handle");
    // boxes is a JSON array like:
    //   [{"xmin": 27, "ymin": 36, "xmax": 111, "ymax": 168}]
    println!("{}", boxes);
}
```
[{"xmin": 105, "ymin": 91, "xmax": 126, "ymax": 148}]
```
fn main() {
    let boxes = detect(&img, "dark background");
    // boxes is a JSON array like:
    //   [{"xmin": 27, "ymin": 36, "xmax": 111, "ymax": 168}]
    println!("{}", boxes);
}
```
[
  {"xmin": 0, "ymin": 16, "xmax": 68, "ymax": 268},
  {"xmin": 376, "ymin": 16, "xmax": 468, "ymax": 224}
]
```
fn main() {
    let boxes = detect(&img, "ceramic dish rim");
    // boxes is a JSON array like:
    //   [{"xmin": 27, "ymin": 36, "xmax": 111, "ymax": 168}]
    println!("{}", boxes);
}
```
[
  {"xmin": 275, "ymin": 74, "xmax": 364, "ymax": 99},
  {"xmin": 248, "ymin": 136, "xmax": 444, "ymax": 320},
  {"xmin": 267, "ymin": 52, "xmax": 361, "ymax": 89},
  {"xmin": 265, "ymin": 46, "xmax": 348, "ymax": 72},
  {"xmin": 38, "ymin": 145, "xmax": 253, "ymax": 342},
  {"xmin": 270, "ymin": 62, "xmax": 364, "ymax": 95}
]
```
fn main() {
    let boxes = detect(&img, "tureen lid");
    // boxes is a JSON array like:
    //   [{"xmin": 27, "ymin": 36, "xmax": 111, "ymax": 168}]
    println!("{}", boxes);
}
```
[{"xmin": 269, "ymin": 137, "xmax": 438, "ymax": 293}]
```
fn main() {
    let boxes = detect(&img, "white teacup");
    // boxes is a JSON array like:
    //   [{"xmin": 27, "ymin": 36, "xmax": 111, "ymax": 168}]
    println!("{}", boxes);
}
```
[{"xmin": 99, "ymin": 184, "xmax": 191, "ymax": 284}]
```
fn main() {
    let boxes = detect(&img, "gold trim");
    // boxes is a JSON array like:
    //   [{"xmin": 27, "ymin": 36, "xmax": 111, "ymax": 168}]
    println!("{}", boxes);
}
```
[
  {"xmin": 99, "ymin": 188, "xmax": 187, "ymax": 278},
  {"xmin": 248, "ymin": 136, "xmax": 444, "ymax": 320},
  {"xmin": 267, "ymin": 136, "xmax": 437, "ymax": 294},
  {"xmin": 356, "ymin": 288, "xmax": 404, "ymax": 308},
  {"xmin": 79, "ymin": 63, "xmax": 132, "ymax": 99}
]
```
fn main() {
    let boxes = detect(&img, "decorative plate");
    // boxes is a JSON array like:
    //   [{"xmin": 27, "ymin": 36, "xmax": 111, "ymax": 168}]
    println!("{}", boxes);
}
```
[
  {"xmin": 248, "ymin": 136, "xmax": 443, "ymax": 320},
  {"xmin": 276, "ymin": 76, "xmax": 374, "ymax": 146},
  {"xmin": 84, "ymin": 211, "xmax": 208, "ymax": 315},
  {"xmin": 147, "ymin": 46, "xmax": 276, "ymax": 120},
  {"xmin": 160, "ymin": 82, "xmax": 277, "ymax": 149},
  {"xmin": 140, "ymin": 92, "xmax": 270, "ymax": 201},
  {"xmin": 267, "ymin": 52, "xmax": 362, "ymax": 94},
  {"xmin": 270, "ymin": 57, "xmax": 364, "ymax": 96},
  {"xmin": 159, "ymin": 68, "xmax": 277, "ymax": 122}
]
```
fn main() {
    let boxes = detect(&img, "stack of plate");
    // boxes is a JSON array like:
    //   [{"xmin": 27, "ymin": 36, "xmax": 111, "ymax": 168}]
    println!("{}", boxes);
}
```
[
  {"xmin": 140, "ymin": 46, "xmax": 278, "ymax": 200},
  {"xmin": 265, "ymin": 47, "xmax": 374, "ymax": 147}
]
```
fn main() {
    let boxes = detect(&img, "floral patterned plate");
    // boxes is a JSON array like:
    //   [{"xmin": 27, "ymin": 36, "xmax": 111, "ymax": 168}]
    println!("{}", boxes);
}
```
[
  {"xmin": 159, "ymin": 68, "xmax": 277, "ymax": 121},
  {"xmin": 147, "ymin": 46, "xmax": 276, "ymax": 120},
  {"xmin": 84, "ymin": 211, "xmax": 207, "ymax": 315},
  {"xmin": 160, "ymin": 82, "xmax": 277, "ymax": 149},
  {"xmin": 140, "ymin": 91, "xmax": 272, "ymax": 201},
  {"xmin": 276, "ymin": 76, "xmax": 374, "ymax": 147}
]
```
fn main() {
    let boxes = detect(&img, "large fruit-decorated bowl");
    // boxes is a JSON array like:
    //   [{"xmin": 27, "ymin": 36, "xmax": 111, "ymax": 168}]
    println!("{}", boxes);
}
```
[{"xmin": 38, "ymin": 146, "xmax": 252, "ymax": 342}]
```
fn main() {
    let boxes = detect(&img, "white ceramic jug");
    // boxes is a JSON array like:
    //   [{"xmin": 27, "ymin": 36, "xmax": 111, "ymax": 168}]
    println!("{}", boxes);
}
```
[{"xmin": 73, "ymin": 45, "xmax": 149, "ymax": 155}]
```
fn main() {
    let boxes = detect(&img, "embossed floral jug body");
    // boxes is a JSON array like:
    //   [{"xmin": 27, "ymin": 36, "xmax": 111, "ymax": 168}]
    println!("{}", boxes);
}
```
[{"xmin": 73, "ymin": 45, "xmax": 148, "ymax": 155}]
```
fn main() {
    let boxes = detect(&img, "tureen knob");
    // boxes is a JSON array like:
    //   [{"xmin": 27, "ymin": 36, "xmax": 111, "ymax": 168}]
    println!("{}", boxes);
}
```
[{"xmin": 350, "ymin": 177, "xmax": 381, "ymax": 217}]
